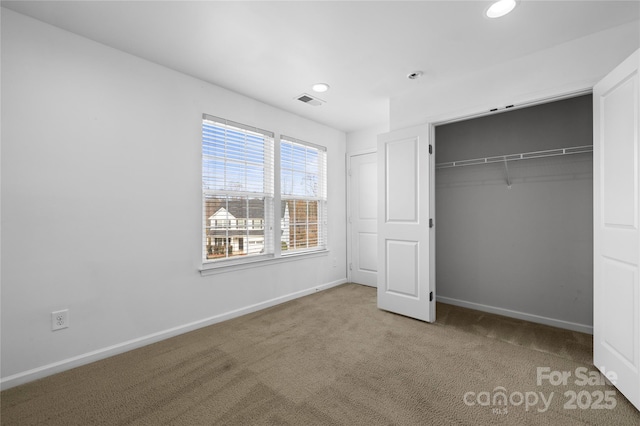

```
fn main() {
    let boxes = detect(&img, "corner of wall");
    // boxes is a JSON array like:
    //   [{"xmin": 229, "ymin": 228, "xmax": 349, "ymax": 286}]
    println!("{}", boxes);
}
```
[{"xmin": 346, "ymin": 122, "xmax": 389, "ymax": 154}]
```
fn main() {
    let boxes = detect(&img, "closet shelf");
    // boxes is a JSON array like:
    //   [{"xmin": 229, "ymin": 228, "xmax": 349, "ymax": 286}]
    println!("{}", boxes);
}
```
[{"xmin": 435, "ymin": 145, "xmax": 593, "ymax": 169}]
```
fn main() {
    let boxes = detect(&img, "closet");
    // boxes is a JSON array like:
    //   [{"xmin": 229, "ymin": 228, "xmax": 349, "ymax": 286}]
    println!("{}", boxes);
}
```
[{"xmin": 434, "ymin": 94, "xmax": 594, "ymax": 333}]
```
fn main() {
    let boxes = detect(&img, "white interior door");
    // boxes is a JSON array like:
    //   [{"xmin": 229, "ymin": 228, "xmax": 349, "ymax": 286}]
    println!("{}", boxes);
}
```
[
  {"xmin": 348, "ymin": 151, "xmax": 378, "ymax": 287},
  {"xmin": 594, "ymin": 48, "xmax": 640, "ymax": 411},
  {"xmin": 377, "ymin": 125, "xmax": 434, "ymax": 322}
]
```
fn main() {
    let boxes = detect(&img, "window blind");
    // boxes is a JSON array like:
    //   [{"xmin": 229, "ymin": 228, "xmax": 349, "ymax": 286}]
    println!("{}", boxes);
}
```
[
  {"xmin": 202, "ymin": 114, "xmax": 274, "ymax": 197},
  {"xmin": 202, "ymin": 115, "xmax": 274, "ymax": 262},
  {"xmin": 280, "ymin": 136, "xmax": 327, "ymax": 253}
]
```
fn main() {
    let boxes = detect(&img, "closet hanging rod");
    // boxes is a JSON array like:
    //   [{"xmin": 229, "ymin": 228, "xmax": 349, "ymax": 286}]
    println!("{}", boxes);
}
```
[{"xmin": 435, "ymin": 145, "xmax": 593, "ymax": 169}]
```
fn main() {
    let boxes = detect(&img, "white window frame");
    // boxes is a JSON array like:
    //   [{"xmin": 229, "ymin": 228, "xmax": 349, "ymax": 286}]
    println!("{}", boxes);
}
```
[
  {"xmin": 200, "ymin": 116, "xmax": 329, "ymax": 276},
  {"xmin": 280, "ymin": 135, "xmax": 328, "ymax": 255},
  {"xmin": 201, "ymin": 114, "xmax": 275, "ymax": 268}
]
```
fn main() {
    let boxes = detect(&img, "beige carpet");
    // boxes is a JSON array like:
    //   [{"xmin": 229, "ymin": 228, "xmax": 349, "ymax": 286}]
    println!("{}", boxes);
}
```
[{"xmin": 2, "ymin": 283, "xmax": 639, "ymax": 425}]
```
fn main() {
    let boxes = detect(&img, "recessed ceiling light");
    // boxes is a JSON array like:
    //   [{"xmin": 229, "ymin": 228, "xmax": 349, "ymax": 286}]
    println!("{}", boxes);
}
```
[
  {"xmin": 312, "ymin": 83, "xmax": 330, "ymax": 93},
  {"xmin": 486, "ymin": 0, "xmax": 517, "ymax": 18}
]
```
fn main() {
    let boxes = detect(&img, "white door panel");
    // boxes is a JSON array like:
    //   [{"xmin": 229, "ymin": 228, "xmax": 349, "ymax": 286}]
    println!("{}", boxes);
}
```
[
  {"xmin": 594, "ymin": 48, "xmax": 640, "ymax": 411},
  {"xmin": 377, "ymin": 126, "xmax": 434, "ymax": 322},
  {"xmin": 386, "ymin": 138, "xmax": 418, "ymax": 222},
  {"xmin": 357, "ymin": 233, "xmax": 377, "ymax": 272},
  {"xmin": 348, "ymin": 152, "xmax": 378, "ymax": 287},
  {"xmin": 386, "ymin": 240, "xmax": 419, "ymax": 297}
]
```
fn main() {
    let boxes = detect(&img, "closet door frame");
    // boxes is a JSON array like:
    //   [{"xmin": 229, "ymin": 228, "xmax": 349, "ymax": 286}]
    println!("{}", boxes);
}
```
[
  {"xmin": 426, "ymin": 87, "xmax": 593, "ymax": 319},
  {"xmin": 429, "ymin": 91, "xmax": 594, "ymax": 333}
]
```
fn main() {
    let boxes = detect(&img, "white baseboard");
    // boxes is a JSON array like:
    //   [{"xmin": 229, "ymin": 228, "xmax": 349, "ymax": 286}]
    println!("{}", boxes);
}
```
[
  {"xmin": 436, "ymin": 296, "xmax": 593, "ymax": 335},
  {"xmin": 0, "ymin": 278, "xmax": 347, "ymax": 390}
]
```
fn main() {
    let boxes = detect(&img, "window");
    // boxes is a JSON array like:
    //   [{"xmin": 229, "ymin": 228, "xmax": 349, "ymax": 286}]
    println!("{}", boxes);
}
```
[
  {"xmin": 280, "ymin": 136, "xmax": 327, "ymax": 254},
  {"xmin": 202, "ymin": 115, "xmax": 274, "ymax": 262}
]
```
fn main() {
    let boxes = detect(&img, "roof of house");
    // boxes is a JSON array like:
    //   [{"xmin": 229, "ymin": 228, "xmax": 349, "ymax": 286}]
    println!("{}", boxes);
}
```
[{"xmin": 207, "ymin": 199, "xmax": 288, "ymax": 221}]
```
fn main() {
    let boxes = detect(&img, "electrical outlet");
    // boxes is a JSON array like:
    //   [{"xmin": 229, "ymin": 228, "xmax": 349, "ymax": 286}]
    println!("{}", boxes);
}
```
[{"xmin": 51, "ymin": 309, "xmax": 69, "ymax": 331}]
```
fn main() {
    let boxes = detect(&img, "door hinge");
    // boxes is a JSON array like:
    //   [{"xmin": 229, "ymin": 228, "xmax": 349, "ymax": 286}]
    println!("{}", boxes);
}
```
[
  {"xmin": 429, "ymin": 144, "xmax": 433, "ymax": 154},
  {"xmin": 429, "ymin": 218, "xmax": 434, "ymax": 228},
  {"xmin": 349, "ymin": 263, "xmax": 352, "ymax": 271},
  {"xmin": 430, "ymin": 291, "xmax": 434, "ymax": 302}
]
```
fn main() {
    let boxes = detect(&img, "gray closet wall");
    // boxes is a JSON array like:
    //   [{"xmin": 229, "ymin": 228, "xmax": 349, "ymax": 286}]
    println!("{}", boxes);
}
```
[{"xmin": 435, "ymin": 95, "xmax": 593, "ymax": 330}]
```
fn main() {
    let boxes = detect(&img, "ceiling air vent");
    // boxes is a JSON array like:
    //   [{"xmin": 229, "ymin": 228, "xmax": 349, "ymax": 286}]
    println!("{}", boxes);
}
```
[{"xmin": 296, "ymin": 93, "xmax": 324, "ymax": 107}]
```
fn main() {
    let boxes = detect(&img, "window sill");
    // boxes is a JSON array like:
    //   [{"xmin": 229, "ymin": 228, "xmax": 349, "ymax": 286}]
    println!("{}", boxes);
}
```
[{"xmin": 199, "ymin": 249, "xmax": 329, "ymax": 276}]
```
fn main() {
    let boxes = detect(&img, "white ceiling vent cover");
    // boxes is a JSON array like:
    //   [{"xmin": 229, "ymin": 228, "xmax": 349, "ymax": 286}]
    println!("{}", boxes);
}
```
[{"xmin": 296, "ymin": 93, "xmax": 325, "ymax": 106}]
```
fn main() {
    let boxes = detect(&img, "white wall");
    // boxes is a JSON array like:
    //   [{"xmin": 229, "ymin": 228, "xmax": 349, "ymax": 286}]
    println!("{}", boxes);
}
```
[
  {"xmin": 0, "ymin": 9, "xmax": 346, "ymax": 388},
  {"xmin": 390, "ymin": 20, "xmax": 640, "ymax": 130}
]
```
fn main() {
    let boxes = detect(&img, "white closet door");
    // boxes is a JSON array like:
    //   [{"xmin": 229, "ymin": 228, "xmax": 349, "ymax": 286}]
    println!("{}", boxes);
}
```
[
  {"xmin": 594, "ymin": 48, "xmax": 640, "ymax": 411},
  {"xmin": 349, "ymin": 151, "xmax": 378, "ymax": 287},
  {"xmin": 377, "ymin": 125, "xmax": 434, "ymax": 322}
]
